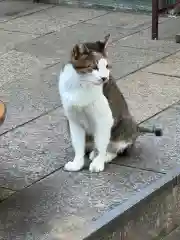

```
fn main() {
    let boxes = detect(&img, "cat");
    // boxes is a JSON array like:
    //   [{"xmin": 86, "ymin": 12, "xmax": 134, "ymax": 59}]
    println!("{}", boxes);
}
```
[{"xmin": 59, "ymin": 34, "xmax": 162, "ymax": 172}]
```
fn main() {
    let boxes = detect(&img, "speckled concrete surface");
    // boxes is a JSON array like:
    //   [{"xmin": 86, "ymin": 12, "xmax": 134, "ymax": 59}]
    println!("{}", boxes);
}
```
[
  {"xmin": 14, "ymin": 22, "xmax": 127, "ymax": 60},
  {"xmin": 0, "ymin": 30, "xmax": 37, "ymax": 55},
  {"xmin": 0, "ymin": 62, "xmax": 61, "ymax": 134},
  {"xmin": 0, "ymin": 50, "xmax": 59, "ymax": 88},
  {"xmin": 146, "ymin": 51, "xmax": 180, "ymax": 77},
  {"xmin": 0, "ymin": 107, "xmax": 71, "ymax": 189},
  {"xmin": 0, "ymin": 0, "xmax": 52, "ymax": 22},
  {"xmin": 109, "ymin": 46, "xmax": 168, "ymax": 79},
  {"xmin": 113, "ymin": 26, "xmax": 180, "ymax": 53},
  {"xmin": 116, "ymin": 71, "xmax": 180, "ymax": 122},
  {"xmin": 0, "ymin": 5, "xmax": 107, "ymax": 34},
  {"xmin": 86, "ymin": 11, "xmax": 152, "ymax": 29},
  {"xmin": 0, "ymin": 2, "xmax": 180, "ymax": 239}
]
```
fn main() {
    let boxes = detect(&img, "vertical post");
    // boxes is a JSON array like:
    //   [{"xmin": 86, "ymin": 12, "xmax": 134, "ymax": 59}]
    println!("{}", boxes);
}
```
[{"xmin": 152, "ymin": 0, "xmax": 159, "ymax": 40}]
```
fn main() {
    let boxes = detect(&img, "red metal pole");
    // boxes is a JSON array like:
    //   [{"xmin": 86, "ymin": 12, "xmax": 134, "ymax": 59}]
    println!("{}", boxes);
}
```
[{"xmin": 152, "ymin": 0, "xmax": 159, "ymax": 40}]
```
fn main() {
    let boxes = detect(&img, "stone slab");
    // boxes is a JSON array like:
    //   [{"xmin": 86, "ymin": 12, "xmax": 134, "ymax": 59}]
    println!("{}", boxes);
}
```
[
  {"xmin": 0, "ymin": 107, "xmax": 71, "ymax": 190},
  {"xmin": 113, "ymin": 27, "xmax": 180, "ymax": 54},
  {"xmin": 0, "ymin": 49, "xmax": 58, "ymax": 86},
  {"xmin": 14, "ymin": 22, "xmax": 129, "ymax": 61},
  {"xmin": 0, "ymin": 165, "xmax": 162, "ymax": 239},
  {"xmin": 87, "ymin": 11, "xmax": 152, "ymax": 30},
  {"xmin": 116, "ymin": 71, "xmax": 180, "ymax": 122},
  {"xmin": 0, "ymin": 57, "xmax": 62, "ymax": 134},
  {"xmin": 0, "ymin": 0, "xmax": 52, "ymax": 22},
  {"xmin": 0, "ymin": 187, "xmax": 15, "ymax": 201},
  {"xmin": 0, "ymin": 29, "xmax": 37, "ymax": 55},
  {"xmin": 110, "ymin": 46, "xmax": 168, "ymax": 79},
  {"xmin": 115, "ymin": 103, "xmax": 180, "ymax": 173},
  {"xmin": 0, "ymin": 49, "xmax": 59, "ymax": 88},
  {"xmin": 146, "ymin": 51, "xmax": 180, "ymax": 77},
  {"xmin": 157, "ymin": 16, "xmax": 180, "ymax": 41},
  {"xmin": 0, "ymin": 6, "xmax": 107, "ymax": 35}
]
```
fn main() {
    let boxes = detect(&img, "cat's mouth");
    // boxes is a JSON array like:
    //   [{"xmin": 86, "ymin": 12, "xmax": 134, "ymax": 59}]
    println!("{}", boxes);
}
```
[
  {"xmin": 90, "ymin": 80, "xmax": 108, "ymax": 86},
  {"xmin": 81, "ymin": 78, "xmax": 109, "ymax": 85}
]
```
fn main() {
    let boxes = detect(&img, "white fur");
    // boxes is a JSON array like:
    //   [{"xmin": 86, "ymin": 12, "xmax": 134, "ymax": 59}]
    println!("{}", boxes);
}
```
[
  {"xmin": 89, "ymin": 141, "xmax": 132, "ymax": 163},
  {"xmin": 111, "ymin": 141, "xmax": 132, "ymax": 154},
  {"xmin": 59, "ymin": 58, "xmax": 113, "ymax": 172},
  {"xmin": 91, "ymin": 58, "xmax": 110, "ymax": 82}
]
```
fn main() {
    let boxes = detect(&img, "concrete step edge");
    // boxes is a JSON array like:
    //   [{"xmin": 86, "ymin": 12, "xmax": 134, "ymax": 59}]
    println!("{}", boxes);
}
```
[{"xmin": 77, "ymin": 166, "xmax": 180, "ymax": 240}]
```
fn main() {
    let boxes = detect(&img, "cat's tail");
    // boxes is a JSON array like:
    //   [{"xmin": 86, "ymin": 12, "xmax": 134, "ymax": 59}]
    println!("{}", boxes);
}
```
[{"xmin": 138, "ymin": 126, "xmax": 163, "ymax": 136}]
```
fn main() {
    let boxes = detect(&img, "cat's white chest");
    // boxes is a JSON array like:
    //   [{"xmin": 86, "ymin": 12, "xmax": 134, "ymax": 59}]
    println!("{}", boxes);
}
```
[
  {"xmin": 68, "ymin": 105, "xmax": 94, "ymax": 134},
  {"xmin": 59, "ymin": 63, "xmax": 114, "ymax": 134},
  {"xmin": 67, "ymin": 98, "xmax": 113, "ymax": 135},
  {"xmin": 59, "ymin": 63, "xmax": 103, "ymax": 108}
]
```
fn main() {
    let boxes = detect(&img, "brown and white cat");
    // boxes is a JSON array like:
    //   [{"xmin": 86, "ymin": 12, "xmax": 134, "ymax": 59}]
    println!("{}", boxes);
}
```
[{"xmin": 59, "ymin": 34, "xmax": 162, "ymax": 172}]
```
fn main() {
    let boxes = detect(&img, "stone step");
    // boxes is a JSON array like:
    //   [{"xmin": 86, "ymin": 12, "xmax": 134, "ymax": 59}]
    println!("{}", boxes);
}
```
[{"xmin": 84, "ymin": 168, "xmax": 180, "ymax": 240}]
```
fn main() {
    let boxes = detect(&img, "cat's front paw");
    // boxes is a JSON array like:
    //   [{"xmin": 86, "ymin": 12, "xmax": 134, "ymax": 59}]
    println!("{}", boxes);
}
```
[
  {"xmin": 64, "ymin": 158, "xmax": 84, "ymax": 172},
  {"xmin": 89, "ymin": 156, "xmax": 105, "ymax": 172}
]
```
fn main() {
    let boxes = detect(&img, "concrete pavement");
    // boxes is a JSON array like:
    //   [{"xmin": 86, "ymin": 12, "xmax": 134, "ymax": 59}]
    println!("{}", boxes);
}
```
[{"xmin": 0, "ymin": 1, "xmax": 180, "ymax": 239}]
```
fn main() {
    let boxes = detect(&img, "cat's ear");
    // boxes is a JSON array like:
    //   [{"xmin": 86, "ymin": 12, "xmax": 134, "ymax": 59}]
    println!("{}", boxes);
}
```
[
  {"xmin": 103, "ymin": 34, "xmax": 110, "ymax": 49},
  {"xmin": 83, "ymin": 44, "xmax": 90, "ymax": 53},
  {"xmin": 97, "ymin": 34, "xmax": 110, "ymax": 52},
  {"xmin": 71, "ymin": 43, "xmax": 90, "ymax": 60}
]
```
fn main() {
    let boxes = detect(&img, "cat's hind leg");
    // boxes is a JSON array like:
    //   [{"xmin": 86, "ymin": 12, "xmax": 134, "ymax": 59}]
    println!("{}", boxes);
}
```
[
  {"xmin": 89, "ymin": 150, "xmax": 116, "ymax": 163},
  {"xmin": 115, "ymin": 141, "xmax": 133, "ymax": 154},
  {"xmin": 104, "ymin": 152, "xmax": 117, "ymax": 163},
  {"xmin": 89, "ymin": 140, "xmax": 133, "ymax": 164},
  {"xmin": 104, "ymin": 140, "xmax": 133, "ymax": 163}
]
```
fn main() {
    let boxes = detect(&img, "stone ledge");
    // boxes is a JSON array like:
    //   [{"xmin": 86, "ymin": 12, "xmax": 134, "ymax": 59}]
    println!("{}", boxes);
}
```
[{"xmin": 82, "ymin": 167, "xmax": 180, "ymax": 240}]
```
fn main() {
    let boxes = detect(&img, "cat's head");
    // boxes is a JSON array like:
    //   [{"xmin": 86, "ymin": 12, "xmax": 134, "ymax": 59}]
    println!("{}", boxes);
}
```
[{"xmin": 70, "ymin": 34, "xmax": 111, "ymax": 85}]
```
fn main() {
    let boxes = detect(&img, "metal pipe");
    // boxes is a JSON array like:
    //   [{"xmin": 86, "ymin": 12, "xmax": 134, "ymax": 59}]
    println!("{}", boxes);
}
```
[{"xmin": 152, "ymin": 0, "xmax": 159, "ymax": 40}]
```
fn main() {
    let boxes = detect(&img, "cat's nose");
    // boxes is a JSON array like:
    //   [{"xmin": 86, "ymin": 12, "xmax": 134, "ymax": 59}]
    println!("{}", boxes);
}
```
[{"xmin": 101, "ymin": 77, "xmax": 107, "ymax": 82}]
